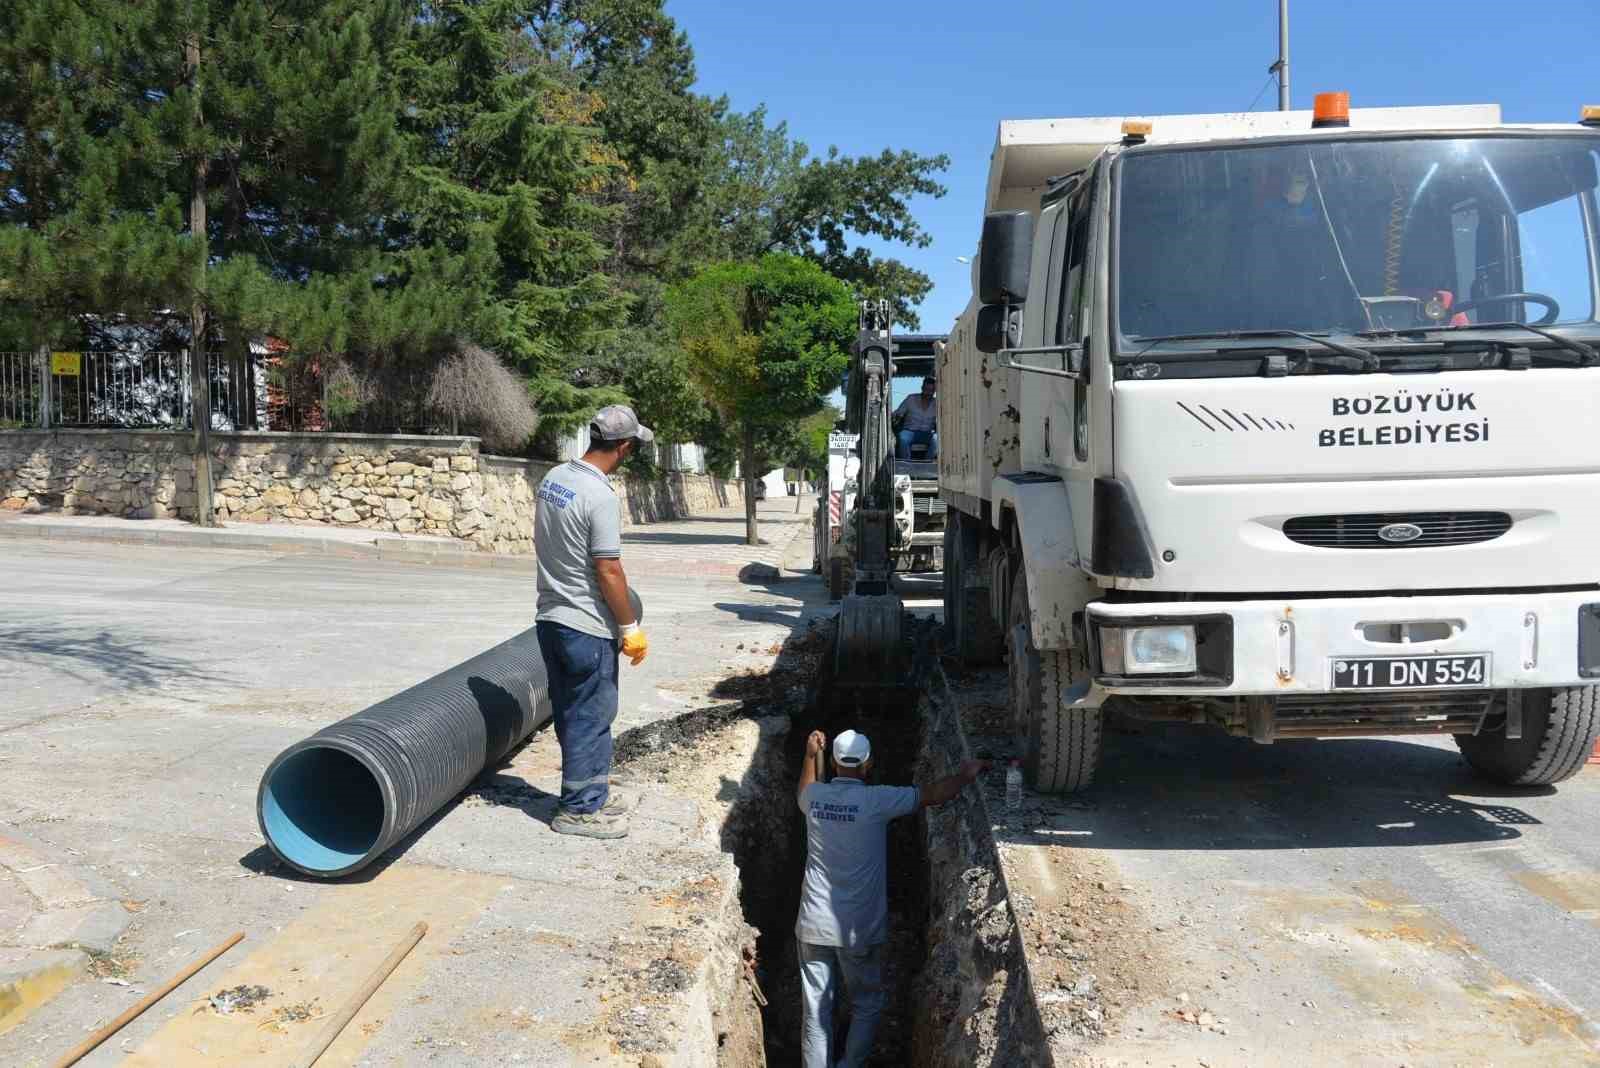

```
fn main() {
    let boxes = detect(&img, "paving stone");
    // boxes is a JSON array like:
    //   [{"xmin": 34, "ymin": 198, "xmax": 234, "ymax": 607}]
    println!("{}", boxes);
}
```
[
  {"xmin": 16, "ymin": 901, "xmax": 131, "ymax": 955},
  {"xmin": 0, "ymin": 834, "xmax": 97, "ymax": 911}
]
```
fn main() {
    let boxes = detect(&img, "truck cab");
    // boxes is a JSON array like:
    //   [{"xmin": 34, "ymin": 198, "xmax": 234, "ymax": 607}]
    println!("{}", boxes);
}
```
[{"xmin": 941, "ymin": 99, "xmax": 1600, "ymax": 791}]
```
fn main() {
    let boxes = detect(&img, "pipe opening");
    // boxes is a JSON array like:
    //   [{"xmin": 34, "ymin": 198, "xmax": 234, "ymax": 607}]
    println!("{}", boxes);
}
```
[{"xmin": 261, "ymin": 746, "xmax": 386, "ymax": 874}]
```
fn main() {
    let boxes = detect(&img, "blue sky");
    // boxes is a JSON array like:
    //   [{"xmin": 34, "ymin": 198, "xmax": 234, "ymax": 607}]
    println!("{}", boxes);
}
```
[{"xmin": 666, "ymin": 0, "xmax": 1597, "ymax": 334}]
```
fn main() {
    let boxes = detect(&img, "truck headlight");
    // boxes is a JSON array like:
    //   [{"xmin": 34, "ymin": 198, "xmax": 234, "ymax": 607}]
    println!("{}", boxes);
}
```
[{"xmin": 1100, "ymin": 624, "xmax": 1198, "ymax": 675}]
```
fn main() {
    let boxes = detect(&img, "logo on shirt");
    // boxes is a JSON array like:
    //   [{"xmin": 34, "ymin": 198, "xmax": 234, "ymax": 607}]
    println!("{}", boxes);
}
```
[
  {"xmin": 810, "ymin": 801, "xmax": 859, "ymax": 824},
  {"xmin": 537, "ymin": 481, "xmax": 577, "ymax": 510}
]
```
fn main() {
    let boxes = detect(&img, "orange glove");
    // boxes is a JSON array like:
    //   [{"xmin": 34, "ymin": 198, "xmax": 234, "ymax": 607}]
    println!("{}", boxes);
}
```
[{"xmin": 620, "ymin": 624, "xmax": 648, "ymax": 666}]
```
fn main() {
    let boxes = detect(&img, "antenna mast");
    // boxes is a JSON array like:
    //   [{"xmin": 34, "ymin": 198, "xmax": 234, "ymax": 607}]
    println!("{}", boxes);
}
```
[{"xmin": 1271, "ymin": 0, "xmax": 1290, "ymax": 111}]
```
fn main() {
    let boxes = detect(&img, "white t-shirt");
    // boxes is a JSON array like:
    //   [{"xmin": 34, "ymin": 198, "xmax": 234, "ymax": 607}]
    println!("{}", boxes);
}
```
[{"xmin": 793, "ymin": 778, "xmax": 920, "ymax": 949}]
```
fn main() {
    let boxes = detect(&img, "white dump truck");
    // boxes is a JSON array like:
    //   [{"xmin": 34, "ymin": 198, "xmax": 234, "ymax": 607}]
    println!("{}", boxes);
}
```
[{"xmin": 940, "ymin": 96, "xmax": 1600, "ymax": 791}]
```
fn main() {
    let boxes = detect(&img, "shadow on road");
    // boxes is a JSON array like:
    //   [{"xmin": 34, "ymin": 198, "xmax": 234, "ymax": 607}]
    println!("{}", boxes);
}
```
[
  {"xmin": 0, "ymin": 623, "xmax": 221, "ymax": 692},
  {"xmin": 987, "ymin": 721, "xmax": 1554, "ymax": 853},
  {"xmin": 624, "ymin": 530, "xmax": 772, "ymax": 547}
]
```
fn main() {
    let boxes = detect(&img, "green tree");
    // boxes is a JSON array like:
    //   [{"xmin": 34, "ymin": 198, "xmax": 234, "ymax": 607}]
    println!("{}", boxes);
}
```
[
  {"xmin": 679, "ymin": 106, "xmax": 949, "ymax": 328},
  {"xmin": 667, "ymin": 254, "xmax": 853, "ymax": 545},
  {"xmin": 388, "ymin": 1, "xmax": 630, "ymax": 437},
  {"xmin": 0, "ymin": 0, "xmax": 422, "ymax": 368}
]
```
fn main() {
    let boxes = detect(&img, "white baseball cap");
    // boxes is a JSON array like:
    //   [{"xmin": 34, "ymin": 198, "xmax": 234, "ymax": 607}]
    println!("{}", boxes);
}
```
[
  {"xmin": 832, "ymin": 730, "xmax": 871, "ymax": 767},
  {"xmin": 590, "ymin": 404, "xmax": 655, "ymax": 444}
]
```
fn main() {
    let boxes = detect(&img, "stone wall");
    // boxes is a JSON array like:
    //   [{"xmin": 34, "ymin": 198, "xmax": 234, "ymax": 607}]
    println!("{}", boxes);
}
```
[{"xmin": 0, "ymin": 430, "xmax": 744, "ymax": 553}]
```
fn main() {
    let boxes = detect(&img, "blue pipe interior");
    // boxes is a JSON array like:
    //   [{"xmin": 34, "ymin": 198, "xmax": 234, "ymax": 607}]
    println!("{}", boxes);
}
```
[{"xmin": 261, "ymin": 746, "xmax": 385, "ymax": 873}]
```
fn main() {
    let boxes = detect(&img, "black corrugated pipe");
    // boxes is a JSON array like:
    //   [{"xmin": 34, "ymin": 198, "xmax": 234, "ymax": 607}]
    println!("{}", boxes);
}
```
[{"xmin": 257, "ymin": 627, "xmax": 552, "ymax": 878}]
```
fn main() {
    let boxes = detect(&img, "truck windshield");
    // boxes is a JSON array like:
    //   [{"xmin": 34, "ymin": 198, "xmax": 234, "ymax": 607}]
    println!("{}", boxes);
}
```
[{"xmin": 1117, "ymin": 135, "xmax": 1600, "ymax": 349}]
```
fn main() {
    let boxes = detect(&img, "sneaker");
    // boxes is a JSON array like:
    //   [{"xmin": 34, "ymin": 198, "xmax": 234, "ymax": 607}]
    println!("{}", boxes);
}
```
[
  {"xmin": 552, "ymin": 803, "xmax": 629, "ymax": 839},
  {"xmin": 600, "ymin": 789, "xmax": 637, "ymax": 815}
]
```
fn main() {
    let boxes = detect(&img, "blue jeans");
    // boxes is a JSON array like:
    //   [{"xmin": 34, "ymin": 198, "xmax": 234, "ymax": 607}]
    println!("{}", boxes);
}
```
[
  {"xmin": 896, "ymin": 429, "xmax": 936, "ymax": 459},
  {"xmin": 798, "ymin": 940, "xmax": 885, "ymax": 1068},
  {"xmin": 535, "ymin": 621, "xmax": 618, "ymax": 814}
]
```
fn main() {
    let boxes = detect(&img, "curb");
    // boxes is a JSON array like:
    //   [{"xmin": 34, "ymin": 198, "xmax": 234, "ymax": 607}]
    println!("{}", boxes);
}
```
[
  {"xmin": 0, "ymin": 830, "xmax": 133, "ymax": 1035},
  {"xmin": 0, "ymin": 518, "xmax": 383, "ymax": 559},
  {"xmin": 0, "ymin": 518, "xmax": 538, "ymax": 569},
  {"xmin": 0, "ymin": 948, "xmax": 88, "ymax": 1036},
  {"xmin": 0, "ymin": 513, "xmax": 817, "ymax": 578}
]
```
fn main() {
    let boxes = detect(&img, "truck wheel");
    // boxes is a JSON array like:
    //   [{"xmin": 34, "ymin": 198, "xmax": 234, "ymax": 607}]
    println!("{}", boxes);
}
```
[
  {"xmin": 942, "ymin": 521, "xmax": 959, "ymax": 643},
  {"xmin": 1007, "ymin": 564, "xmax": 1101, "ymax": 792},
  {"xmin": 1455, "ymin": 686, "xmax": 1600, "ymax": 786},
  {"xmin": 828, "ymin": 555, "xmax": 853, "ymax": 602},
  {"xmin": 812, "ymin": 497, "xmax": 826, "ymax": 574},
  {"xmin": 949, "ymin": 513, "xmax": 1004, "ymax": 666}
]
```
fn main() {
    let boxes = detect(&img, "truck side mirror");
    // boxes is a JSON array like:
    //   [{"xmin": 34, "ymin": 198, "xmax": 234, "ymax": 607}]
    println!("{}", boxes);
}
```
[
  {"xmin": 975, "ymin": 304, "xmax": 1021, "ymax": 354},
  {"xmin": 978, "ymin": 210, "xmax": 1033, "ymax": 305}
]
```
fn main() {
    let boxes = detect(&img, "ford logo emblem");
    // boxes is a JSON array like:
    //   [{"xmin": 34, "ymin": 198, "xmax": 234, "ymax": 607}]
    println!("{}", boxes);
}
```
[{"xmin": 1378, "ymin": 522, "xmax": 1424, "ymax": 543}]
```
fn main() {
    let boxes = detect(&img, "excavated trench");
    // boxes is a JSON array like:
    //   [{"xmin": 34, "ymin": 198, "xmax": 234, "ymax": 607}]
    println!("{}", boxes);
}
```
[{"xmin": 717, "ymin": 618, "xmax": 1051, "ymax": 1067}]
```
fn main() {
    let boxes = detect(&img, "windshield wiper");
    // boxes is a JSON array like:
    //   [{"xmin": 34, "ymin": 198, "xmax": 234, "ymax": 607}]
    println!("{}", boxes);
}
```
[
  {"xmin": 1359, "ymin": 322, "xmax": 1599, "ymax": 366},
  {"xmin": 1133, "ymin": 329, "xmax": 1381, "ymax": 371}
]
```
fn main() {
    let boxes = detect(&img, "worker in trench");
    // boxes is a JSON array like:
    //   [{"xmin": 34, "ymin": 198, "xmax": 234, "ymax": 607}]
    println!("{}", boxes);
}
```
[
  {"xmin": 794, "ymin": 729, "xmax": 986, "ymax": 1067},
  {"xmin": 533, "ymin": 405, "xmax": 653, "ymax": 839}
]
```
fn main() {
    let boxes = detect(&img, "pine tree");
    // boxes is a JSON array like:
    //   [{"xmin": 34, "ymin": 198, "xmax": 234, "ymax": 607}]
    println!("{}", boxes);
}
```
[{"xmin": 389, "ymin": 1, "xmax": 633, "ymax": 440}]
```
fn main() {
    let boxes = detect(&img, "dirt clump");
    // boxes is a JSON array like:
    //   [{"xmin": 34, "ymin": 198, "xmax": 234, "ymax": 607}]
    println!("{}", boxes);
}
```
[{"xmin": 207, "ymin": 984, "xmax": 273, "ymax": 1015}]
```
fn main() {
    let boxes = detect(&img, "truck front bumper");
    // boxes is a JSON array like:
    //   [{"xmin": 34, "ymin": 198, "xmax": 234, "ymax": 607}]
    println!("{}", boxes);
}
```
[{"xmin": 1086, "ymin": 589, "xmax": 1600, "ymax": 696}]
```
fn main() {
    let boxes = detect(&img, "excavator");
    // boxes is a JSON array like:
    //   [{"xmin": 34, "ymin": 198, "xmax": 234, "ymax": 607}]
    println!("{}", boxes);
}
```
[{"xmin": 820, "ymin": 300, "xmax": 946, "ymax": 692}]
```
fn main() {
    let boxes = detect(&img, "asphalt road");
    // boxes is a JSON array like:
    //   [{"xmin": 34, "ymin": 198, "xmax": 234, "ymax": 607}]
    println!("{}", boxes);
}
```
[
  {"xmin": 0, "ymin": 507, "xmax": 826, "ymax": 1066},
  {"xmin": 957, "ymin": 669, "xmax": 1600, "ymax": 1066}
]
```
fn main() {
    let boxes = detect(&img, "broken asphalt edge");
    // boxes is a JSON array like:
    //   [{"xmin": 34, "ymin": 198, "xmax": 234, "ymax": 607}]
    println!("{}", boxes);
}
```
[{"xmin": 928, "ymin": 657, "xmax": 1058, "ymax": 1064}]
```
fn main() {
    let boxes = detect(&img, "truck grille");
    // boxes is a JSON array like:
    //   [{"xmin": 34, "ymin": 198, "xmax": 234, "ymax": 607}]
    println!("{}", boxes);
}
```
[
  {"xmin": 1274, "ymin": 689, "xmax": 1493, "ymax": 737},
  {"xmin": 1282, "ymin": 511, "xmax": 1511, "ymax": 549}
]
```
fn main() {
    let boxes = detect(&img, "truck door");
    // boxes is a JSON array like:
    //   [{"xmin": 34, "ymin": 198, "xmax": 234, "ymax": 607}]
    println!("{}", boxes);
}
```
[{"xmin": 1018, "ymin": 166, "xmax": 1101, "ymax": 565}]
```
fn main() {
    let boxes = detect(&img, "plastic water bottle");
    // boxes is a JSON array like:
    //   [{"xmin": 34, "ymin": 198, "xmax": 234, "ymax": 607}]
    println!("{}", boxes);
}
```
[{"xmin": 1005, "ymin": 760, "xmax": 1023, "ymax": 815}]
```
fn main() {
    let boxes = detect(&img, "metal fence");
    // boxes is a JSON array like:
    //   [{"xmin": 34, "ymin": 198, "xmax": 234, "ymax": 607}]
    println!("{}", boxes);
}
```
[
  {"xmin": 0, "ymin": 350, "xmax": 39, "ymax": 428},
  {"xmin": 0, "ymin": 350, "xmax": 262, "ymax": 431}
]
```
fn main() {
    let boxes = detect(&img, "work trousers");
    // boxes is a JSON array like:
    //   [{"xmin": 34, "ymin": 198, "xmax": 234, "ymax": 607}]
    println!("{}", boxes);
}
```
[
  {"xmin": 798, "ymin": 939, "xmax": 886, "ymax": 1068},
  {"xmin": 895, "ymin": 428, "xmax": 936, "ymax": 460},
  {"xmin": 535, "ymin": 620, "xmax": 619, "ymax": 814}
]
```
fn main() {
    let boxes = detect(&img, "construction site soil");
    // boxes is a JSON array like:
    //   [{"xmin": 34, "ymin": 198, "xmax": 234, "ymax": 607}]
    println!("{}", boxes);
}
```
[{"xmin": 611, "ymin": 616, "xmax": 1051, "ymax": 1066}]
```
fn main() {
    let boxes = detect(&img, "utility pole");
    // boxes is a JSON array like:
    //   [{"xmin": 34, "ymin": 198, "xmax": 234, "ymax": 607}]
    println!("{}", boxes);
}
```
[
  {"xmin": 1273, "ymin": 0, "xmax": 1290, "ymax": 111},
  {"xmin": 186, "ymin": 28, "xmax": 215, "ymax": 526}
]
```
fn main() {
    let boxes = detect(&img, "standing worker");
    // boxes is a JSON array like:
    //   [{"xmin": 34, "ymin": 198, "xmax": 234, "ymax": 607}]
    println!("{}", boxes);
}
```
[
  {"xmin": 794, "ymin": 729, "xmax": 986, "ymax": 1066},
  {"xmin": 534, "ymin": 405, "xmax": 654, "ymax": 840},
  {"xmin": 892, "ymin": 376, "xmax": 937, "ymax": 459}
]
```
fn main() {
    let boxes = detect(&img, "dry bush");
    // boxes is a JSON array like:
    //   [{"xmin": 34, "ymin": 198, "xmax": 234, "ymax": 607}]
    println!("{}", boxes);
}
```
[{"xmin": 426, "ymin": 343, "xmax": 540, "ymax": 453}]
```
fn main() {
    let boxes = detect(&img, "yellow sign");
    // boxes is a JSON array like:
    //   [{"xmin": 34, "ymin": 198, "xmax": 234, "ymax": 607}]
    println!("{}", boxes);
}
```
[{"xmin": 50, "ymin": 351, "xmax": 82, "ymax": 376}]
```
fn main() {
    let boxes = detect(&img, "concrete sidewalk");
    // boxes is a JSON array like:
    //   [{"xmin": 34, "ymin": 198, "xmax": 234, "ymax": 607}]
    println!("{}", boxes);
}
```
[{"xmin": 0, "ymin": 494, "xmax": 813, "ymax": 577}]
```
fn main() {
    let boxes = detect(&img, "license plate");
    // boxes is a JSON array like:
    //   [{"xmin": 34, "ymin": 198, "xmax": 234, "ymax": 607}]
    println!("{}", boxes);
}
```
[{"xmin": 1330, "ymin": 654, "xmax": 1489, "ymax": 689}]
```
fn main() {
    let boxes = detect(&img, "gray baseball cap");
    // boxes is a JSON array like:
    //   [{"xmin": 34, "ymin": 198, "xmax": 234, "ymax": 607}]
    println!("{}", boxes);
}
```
[{"xmin": 591, "ymin": 404, "xmax": 654, "ymax": 444}]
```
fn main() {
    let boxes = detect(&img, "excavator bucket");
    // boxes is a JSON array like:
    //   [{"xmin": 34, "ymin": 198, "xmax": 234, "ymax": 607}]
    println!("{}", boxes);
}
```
[{"xmin": 834, "ymin": 593, "xmax": 904, "ymax": 686}]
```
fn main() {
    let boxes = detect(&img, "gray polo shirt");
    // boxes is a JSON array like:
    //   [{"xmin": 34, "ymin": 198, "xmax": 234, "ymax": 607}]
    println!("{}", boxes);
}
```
[
  {"xmin": 794, "ymin": 778, "xmax": 920, "ymax": 949},
  {"xmin": 535, "ymin": 459, "xmax": 623, "ymax": 640}
]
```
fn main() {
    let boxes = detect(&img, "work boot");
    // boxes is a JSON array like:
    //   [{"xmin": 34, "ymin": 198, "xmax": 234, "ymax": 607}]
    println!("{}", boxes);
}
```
[
  {"xmin": 552, "ymin": 800, "xmax": 629, "ymax": 839},
  {"xmin": 599, "ymin": 788, "xmax": 636, "ymax": 815}
]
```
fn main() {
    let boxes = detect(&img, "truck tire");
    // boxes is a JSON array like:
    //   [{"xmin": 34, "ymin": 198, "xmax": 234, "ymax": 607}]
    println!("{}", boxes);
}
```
[
  {"xmin": 942, "ymin": 520, "xmax": 959, "ymax": 643},
  {"xmin": 812, "ymin": 497, "xmax": 826, "ymax": 574},
  {"xmin": 828, "ymin": 555, "xmax": 853, "ymax": 602},
  {"xmin": 1007, "ymin": 564, "xmax": 1101, "ymax": 792},
  {"xmin": 1455, "ymin": 686, "xmax": 1600, "ymax": 786},
  {"xmin": 949, "ymin": 513, "xmax": 1004, "ymax": 666}
]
